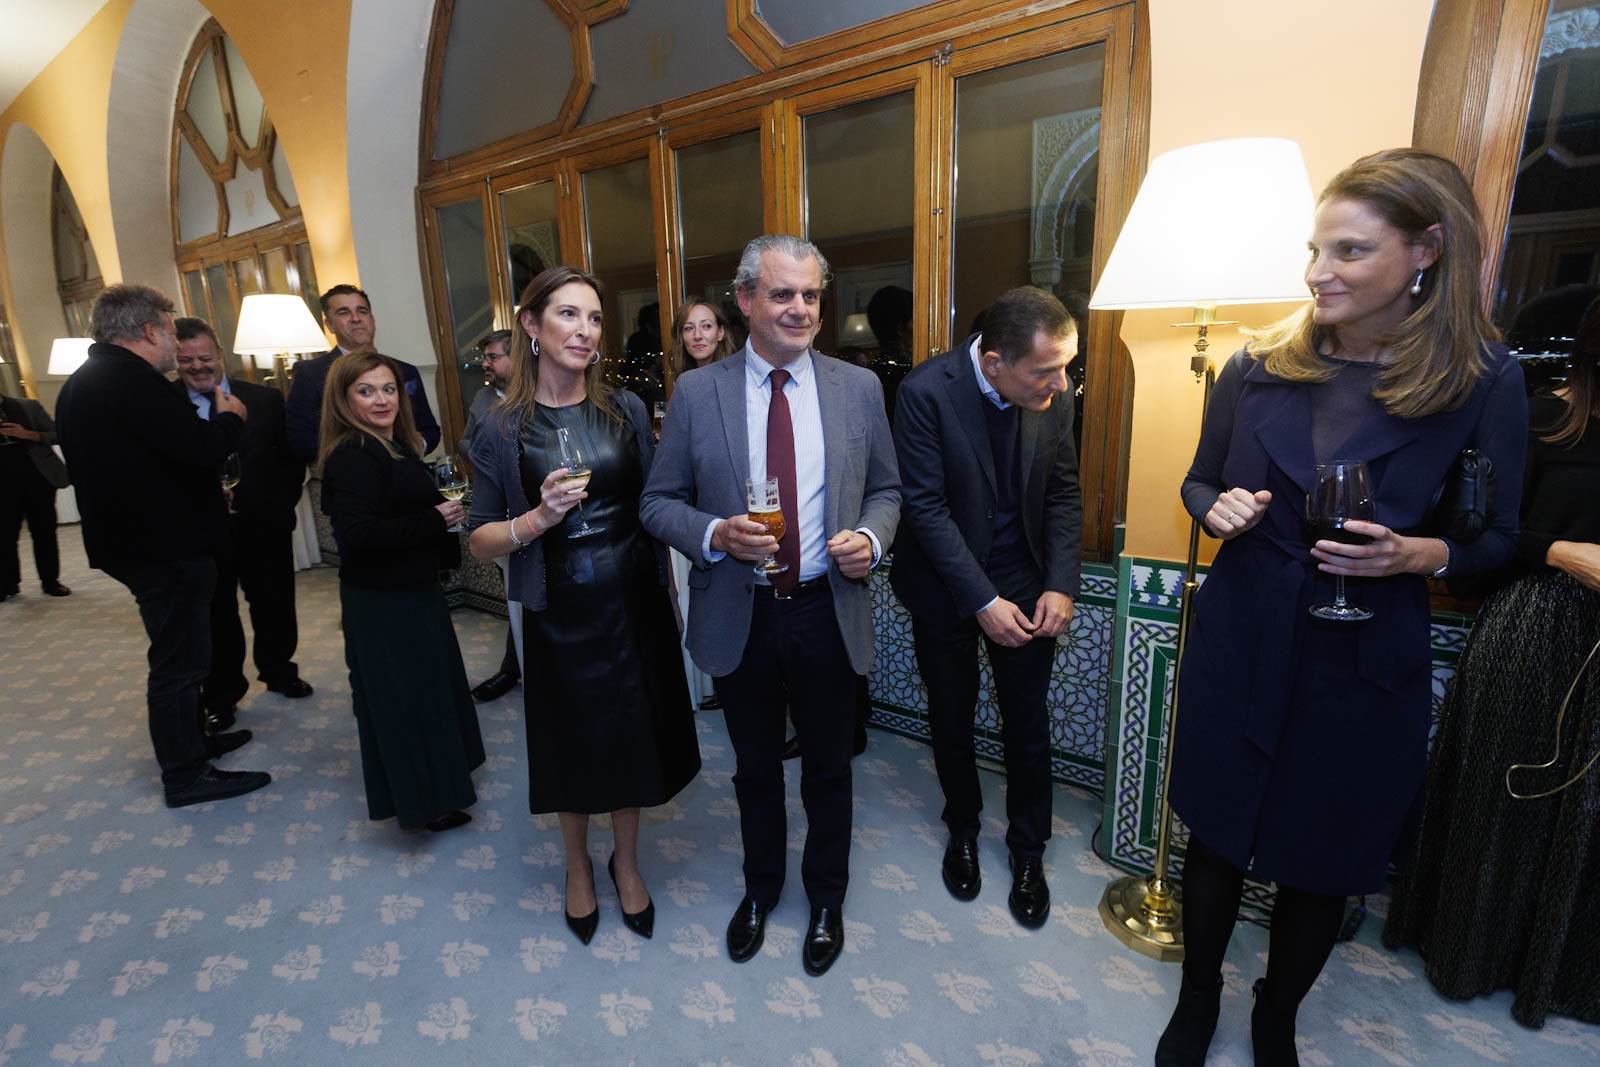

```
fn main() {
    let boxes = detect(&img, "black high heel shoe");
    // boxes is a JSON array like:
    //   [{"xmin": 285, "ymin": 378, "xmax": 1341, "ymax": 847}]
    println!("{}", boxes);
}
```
[
  {"xmin": 607, "ymin": 854, "xmax": 655, "ymax": 939},
  {"xmin": 565, "ymin": 857, "xmax": 599, "ymax": 945}
]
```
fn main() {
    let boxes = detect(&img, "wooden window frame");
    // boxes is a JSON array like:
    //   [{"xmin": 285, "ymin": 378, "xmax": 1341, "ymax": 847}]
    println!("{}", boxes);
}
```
[{"xmin": 416, "ymin": 0, "xmax": 1150, "ymax": 559}]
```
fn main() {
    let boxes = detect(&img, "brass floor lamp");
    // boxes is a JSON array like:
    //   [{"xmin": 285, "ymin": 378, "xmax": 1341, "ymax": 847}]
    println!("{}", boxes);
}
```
[{"xmin": 1087, "ymin": 138, "xmax": 1316, "ymax": 961}]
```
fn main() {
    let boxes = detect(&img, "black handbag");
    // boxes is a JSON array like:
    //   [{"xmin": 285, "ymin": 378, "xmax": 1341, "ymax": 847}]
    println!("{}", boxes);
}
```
[{"xmin": 1430, "ymin": 447, "xmax": 1494, "ymax": 543}]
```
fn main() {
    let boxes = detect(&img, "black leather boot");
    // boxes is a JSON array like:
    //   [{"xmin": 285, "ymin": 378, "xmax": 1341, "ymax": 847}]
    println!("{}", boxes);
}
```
[
  {"xmin": 1154, "ymin": 970, "xmax": 1223, "ymax": 1066},
  {"xmin": 1251, "ymin": 978, "xmax": 1300, "ymax": 1067}
]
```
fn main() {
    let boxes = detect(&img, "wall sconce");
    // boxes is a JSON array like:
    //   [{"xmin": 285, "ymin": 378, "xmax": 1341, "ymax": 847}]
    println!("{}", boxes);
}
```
[
  {"xmin": 47, "ymin": 337, "xmax": 93, "ymax": 376},
  {"xmin": 233, "ymin": 294, "xmax": 329, "ymax": 392},
  {"xmin": 1089, "ymin": 136, "xmax": 1315, "ymax": 962}
]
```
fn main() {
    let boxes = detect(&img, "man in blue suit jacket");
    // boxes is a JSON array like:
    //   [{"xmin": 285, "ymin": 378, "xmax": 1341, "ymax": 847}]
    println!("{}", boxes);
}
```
[
  {"xmin": 283, "ymin": 284, "xmax": 441, "ymax": 462},
  {"xmin": 889, "ymin": 286, "xmax": 1082, "ymax": 929},
  {"xmin": 641, "ymin": 234, "xmax": 900, "ymax": 977}
]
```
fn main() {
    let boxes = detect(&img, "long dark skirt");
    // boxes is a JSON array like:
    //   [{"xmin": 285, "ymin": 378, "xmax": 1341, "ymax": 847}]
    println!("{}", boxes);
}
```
[
  {"xmin": 1384, "ymin": 569, "xmax": 1600, "ymax": 1027},
  {"xmin": 341, "ymin": 581, "xmax": 485, "ymax": 830}
]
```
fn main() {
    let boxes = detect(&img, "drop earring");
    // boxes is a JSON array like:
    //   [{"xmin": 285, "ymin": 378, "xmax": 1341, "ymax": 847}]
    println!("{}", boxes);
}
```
[
  {"xmin": 1409, "ymin": 269, "xmax": 1424, "ymax": 297},
  {"xmin": 532, "ymin": 337, "xmax": 541, "ymax": 357}
]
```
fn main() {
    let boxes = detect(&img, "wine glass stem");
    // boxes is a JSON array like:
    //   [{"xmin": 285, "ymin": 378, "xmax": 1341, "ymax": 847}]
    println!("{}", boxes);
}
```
[{"xmin": 1333, "ymin": 573, "xmax": 1348, "ymax": 608}]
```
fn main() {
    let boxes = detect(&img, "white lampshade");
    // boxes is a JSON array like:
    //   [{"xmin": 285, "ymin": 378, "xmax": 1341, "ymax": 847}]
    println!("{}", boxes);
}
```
[
  {"xmin": 1090, "ymin": 138, "xmax": 1316, "ymax": 311},
  {"xmin": 840, "ymin": 312, "xmax": 873, "ymax": 347},
  {"xmin": 233, "ymin": 294, "xmax": 329, "ymax": 357},
  {"xmin": 48, "ymin": 337, "xmax": 93, "ymax": 375}
]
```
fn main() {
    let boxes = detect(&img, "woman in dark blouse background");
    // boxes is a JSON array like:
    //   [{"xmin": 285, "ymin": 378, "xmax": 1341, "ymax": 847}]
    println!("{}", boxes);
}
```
[
  {"xmin": 319, "ymin": 348, "xmax": 483, "ymax": 833},
  {"xmin": 1385, "ymin": 295, "xmax": 1600, "ymax": 1027}
]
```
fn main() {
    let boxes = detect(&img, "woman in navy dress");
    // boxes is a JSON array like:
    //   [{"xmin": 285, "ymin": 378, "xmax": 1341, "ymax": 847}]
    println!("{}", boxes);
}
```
[{"xmin": 1155, "ymin": 149, "xmax": 1528, "ymax": 1066}]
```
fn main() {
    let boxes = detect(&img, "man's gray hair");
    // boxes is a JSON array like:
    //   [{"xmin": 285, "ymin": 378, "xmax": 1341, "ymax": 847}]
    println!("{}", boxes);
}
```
[
  {"xmin": 90, "ymin": 284, "xmax": 176, "ymax": 345},
  {"xmin": 733, "ymin": 234, "xmax": 831, "ymax": 294}
]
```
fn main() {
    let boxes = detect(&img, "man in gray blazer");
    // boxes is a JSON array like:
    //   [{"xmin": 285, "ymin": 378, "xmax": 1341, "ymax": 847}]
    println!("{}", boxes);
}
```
[
  {"xmin": 641, "ymin": 234, "xmax": 900, "ymax": 977},
  {"xmin": 0, "ymin": 391, "xmax": 72, "ymax": 599}
]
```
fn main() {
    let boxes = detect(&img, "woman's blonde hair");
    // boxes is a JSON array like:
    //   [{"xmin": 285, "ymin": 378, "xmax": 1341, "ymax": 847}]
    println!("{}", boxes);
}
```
[
  {"xmin": 316, "ymin": 347, "xmax": 420, "ymax": 469},
  {"xmin": 498, "ymin": 266, "xmax": 620, "ymax": 430},
  {"xmin": 1250, "ymin": 148, "xmax": 1499, "ymax": 420},
  {"xmin": 667, "ymin": 299, "xmax": 734, "ymax": 379}
]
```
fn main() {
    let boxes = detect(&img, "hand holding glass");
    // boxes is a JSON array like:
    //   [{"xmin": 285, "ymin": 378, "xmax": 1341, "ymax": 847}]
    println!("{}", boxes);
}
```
[
  {"xmin": 221, "ymin": 453, "xmax": 242, "ymax": 514},
  {"xmin": 434, "ymin": 454, "xmax": 469, "ymax": 531},
  {"xmin": 1305, "ymin": 460, "xmax": 1375, "ymax": 622},
  {"xmin": 746, "ymin": 476, "xmax": 787, "ymax": 577},
  {"xmin": 555, "ymin": 426, "xmax": 603, "ymax": 539}
]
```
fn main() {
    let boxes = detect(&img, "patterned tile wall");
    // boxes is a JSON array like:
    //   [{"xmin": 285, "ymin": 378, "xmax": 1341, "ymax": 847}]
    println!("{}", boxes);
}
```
[{"xmin": 867, "ymin": 561, "xmax": 1118, "ymax": 794}]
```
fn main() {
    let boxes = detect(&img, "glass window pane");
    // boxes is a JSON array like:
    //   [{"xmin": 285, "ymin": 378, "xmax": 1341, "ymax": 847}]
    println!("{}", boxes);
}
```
[
  {"xmin": 204, "ymin": 263, "xmax": 243, "ymax": 379},
  {"xmin": 176, "ymin": 137, "xmax": 217, "ymax": 243},
  {"xmin": 803, "ymin": 91, "xmax": 915, "ymax": 416},
  {"xmin": 261, "ymin": 247, "xmax": 290, "ymax": 295},
  {"xmin": 232, "ymin": 255, "xmax": 263, "ymax": 298},
  {"xmin": 185, "ymin": 52, "xmax": 230, "ymax": 161},
  {"xmin": 500, "ymin": 179, "xmax": 561, "ymax": 302},
  {"xmin": 222, "ymin": 36, "xmax": 264, "ymax": 150},
  {"xmin": 182, "ymin": 270, "xmax": 208, "ymax": 319},
  {"xmin": 582, "ymin": 157, "xmax": 662, "ymax": 405},
  {"xmin": 436, "ymin": 198, "xmax": 495, "ymax": 423},
  {"xmin": 953, "ymin": 45, "xmax": 1105, "ymax": 451},
  {"xmin": 677, "ymin": 130, "xmax": 761, "ymax": 346},
  {"xmin": 1494, "ymin": 3, "xmax": 1600, "ymax": 396}
]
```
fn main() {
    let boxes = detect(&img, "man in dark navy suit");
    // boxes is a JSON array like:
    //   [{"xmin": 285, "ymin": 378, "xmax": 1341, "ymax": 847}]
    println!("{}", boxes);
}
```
[
  {"xmin": 283, "ymin": 284, "xmax": 441, "ymax": 462},
  {"xmin": 889, "ymin": 286, "xmax": 1082, "ymax": 929},
  {"xmin": 175, "ymin": 317, "xmax": 311, "ymax": 725},
  {"xmin": 0, "ymin": 390, "xmax": 71, "ymax": 599}
]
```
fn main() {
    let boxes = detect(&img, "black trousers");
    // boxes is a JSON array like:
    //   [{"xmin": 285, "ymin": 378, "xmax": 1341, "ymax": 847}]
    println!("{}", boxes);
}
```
[
  {"xmin": 912, "ymin": 595, "xmax": 1056, "ymax": 857},
  {"xmin": 718, "ymin": 584, "xmax": 857, "ymax": 909},
  {"xmin": 1, "ymin": 466, "xmax": 60, "ymax": 591},
  {"xmin": 204, "ymin": 518, "xmax": 300, "ymax": 710},
  {"xmin": 106, "ymin": 556, "xmax": 215, "ymax": 790}
]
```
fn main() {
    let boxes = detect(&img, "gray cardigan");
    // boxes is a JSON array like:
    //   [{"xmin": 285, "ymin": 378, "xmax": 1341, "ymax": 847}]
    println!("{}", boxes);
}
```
[{"xmin": 466, "ymin": 388, "xmax": 663, "ymax": 611}]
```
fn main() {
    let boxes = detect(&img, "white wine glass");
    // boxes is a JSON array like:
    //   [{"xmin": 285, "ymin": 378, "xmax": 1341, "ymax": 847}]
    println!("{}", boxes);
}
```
[
  {"xmin": 220, "ymin": 453, "xmax": 242, "ymax": 514},
  {"xmin": 434, "ymin": 454, "xmax": 469, "ymax": 532},
  {"xmin": 745, "ymin": 476, "xmax": 787, "ymax": 577},
  {"xmin": 555, "ymin": 426, "xmax": 603, "ymax": 539},
  {"xmin": 1306, "ymin": 460, "xmax": 1375, "ymax": 623}
]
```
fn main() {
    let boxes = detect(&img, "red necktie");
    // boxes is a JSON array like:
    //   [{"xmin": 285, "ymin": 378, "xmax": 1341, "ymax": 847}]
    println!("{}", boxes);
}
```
[{"xmin": 766, "ymin": 368, "xmax": 799, "ymax": 594}]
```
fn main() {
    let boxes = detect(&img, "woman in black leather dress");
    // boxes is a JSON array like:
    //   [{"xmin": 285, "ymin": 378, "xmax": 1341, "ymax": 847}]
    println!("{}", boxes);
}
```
[
  {"xmin": 467, "ymin": 267, "xmax": 700, "ymax": 945},
  {"xmin": 1385, "ymin": 295, "xmax": 1600, "ymax": 1026}
]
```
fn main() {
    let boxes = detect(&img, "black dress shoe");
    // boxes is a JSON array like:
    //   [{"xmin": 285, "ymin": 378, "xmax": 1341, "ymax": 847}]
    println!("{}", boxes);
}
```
[
  {"xmin": 205, "ymin": 708, "xmax": 238, "ymax": 733},
  {"xmin": 470, "ymin": 670, "xmax": 518, "ymax": 702},
  {"xmin": 698, "ymin": 693, "xmax": 722, "ymax": 710},
  {"xmin": 266, "ymin": 678, "xmax": 314, "ymax": 699},
  {"xmin": 725, "ymin": 896, "xmax": 769, "ymax": 962},
  {"xmin": 1251, "ymin": 978, "xmax": 1301, "ymax": 1067},
  {"xmin": 781, "ymin": 734, "xmax": 801, "ymax": 760},
  {"xmin": 1007, "ymin": 852, "xmax": 1050, "ymax": 928},
  {"xmin": 853, "ymin": 725, "xmax": 868, "ymax": 756},
  {"xmin": 1155, "ymin": 970, "xmax": 1223, "ymax": 1066},
  {"xmin": 0, "ymin": 587, "xmax": 18, "ymax": 601},
  {"xmin": 425, "ymin": 810, "xmax": 472, "ymax": 832},
  {"xmin": 608, "ymin": 854, "xmax": 655, "ymax": 939},
  {"xmin": 942, "ymin": 836, "xmax": 981, "ymax": 901},
  {"xmin": 164, "ymin": 765, "xmax": 271, "ymax": 808},
  {"xmin": 42, "ymin": 581, "xmax": 71, "ymax": 596},
  {"xmin": 204, "ymin": 729, "xmax": 253, "ymax": 759},
  {"xmin": 565, "ymin": 858, "xmax": 599, "ymax": 945},
  {"xmin": 802, "ymin": 905, "xmax": 844, "ymax": 976}
]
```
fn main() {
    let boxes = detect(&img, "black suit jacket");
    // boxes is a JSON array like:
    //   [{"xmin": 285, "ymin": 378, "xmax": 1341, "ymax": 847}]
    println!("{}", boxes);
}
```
[
  {"xmin": 285, "ymin": 348, "xmax": 441, "ymax": 462},
  {"xmin": 56, "ymin": 343, "xmax": 242, "ymax": 572},
  {"xmin": 0, "ymin": 394, "xmax": 70, "ymax": 488},
  {"xmin": 889, "ymin": 339, "xmax": 1082, "ymax": 620},
  {"xmin": 181, "ymin": 379, "xmax": 306, "ymax": 530}
]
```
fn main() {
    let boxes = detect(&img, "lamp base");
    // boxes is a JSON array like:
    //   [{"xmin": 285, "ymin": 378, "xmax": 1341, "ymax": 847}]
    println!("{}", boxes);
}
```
[{"xmin": 1099, "ymin": 873, "xmax": 1185, "ymax": 962}]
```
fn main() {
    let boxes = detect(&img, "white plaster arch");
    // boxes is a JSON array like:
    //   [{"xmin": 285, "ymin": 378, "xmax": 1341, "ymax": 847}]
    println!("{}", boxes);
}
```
[
  {"xmin": 346, "ymin": 0, "xmax": 439, "ymax": 391},
  {"xmin": 1, "ymin": 123, "xmax": 72, "ymax": 397},
  {"xmin": 106, "ymin": 0, "xmax": 211, "ymax": 294}
]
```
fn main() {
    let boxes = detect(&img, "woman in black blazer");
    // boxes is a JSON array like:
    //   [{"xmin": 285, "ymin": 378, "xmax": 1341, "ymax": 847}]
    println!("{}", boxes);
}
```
[{"xmin": 319, "ymin": 348, "xmax": 483, "ymax": 833}]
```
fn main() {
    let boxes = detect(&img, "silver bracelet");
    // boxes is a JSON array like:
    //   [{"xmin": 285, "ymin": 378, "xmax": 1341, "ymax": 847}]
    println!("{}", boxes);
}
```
[{"xmin": 508, "ymin": 514, "xmax": 528, "ymax": 547}]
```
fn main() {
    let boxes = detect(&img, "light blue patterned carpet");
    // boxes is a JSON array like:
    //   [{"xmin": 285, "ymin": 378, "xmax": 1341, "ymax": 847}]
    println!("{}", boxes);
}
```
[{"xmin": 2, "ymin": 529, "xmax": 1596, "ymax": 1065}]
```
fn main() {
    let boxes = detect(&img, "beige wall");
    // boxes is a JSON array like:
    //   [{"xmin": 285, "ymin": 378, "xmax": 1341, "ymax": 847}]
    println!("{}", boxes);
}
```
[{"xmin": 1123, "ymin": 0, "xmax": 1435, "ymax": 562}]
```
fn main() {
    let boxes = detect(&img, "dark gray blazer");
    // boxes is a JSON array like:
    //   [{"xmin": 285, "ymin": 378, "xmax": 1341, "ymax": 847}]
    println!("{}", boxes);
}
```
[
  {"xmin": 639, "ymin": 350, "xmax": 901, "ymax": 677},
  {"xmin": 2, "ymin": 395, "xmax": 70, "ymax": 489},
  {"xmin": 888, "ymin": 341, "xmax": 1082, "ymax": 620}
]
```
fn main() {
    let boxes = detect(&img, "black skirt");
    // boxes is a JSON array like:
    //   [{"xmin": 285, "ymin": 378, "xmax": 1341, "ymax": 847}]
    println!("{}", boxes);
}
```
[
  {"xmin": 1384, "ymin": 569, "xmax": 1600, "ymax": 1026},
  {"xmin": 341, "ymin": 581, "xmax": 485, "ymax": 829}
]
